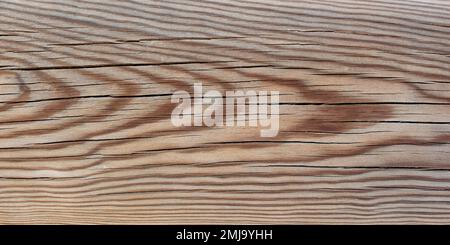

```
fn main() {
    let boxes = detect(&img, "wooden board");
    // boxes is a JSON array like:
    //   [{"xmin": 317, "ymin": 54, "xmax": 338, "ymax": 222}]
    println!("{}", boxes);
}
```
[{"xmin": 0, "ymin": 0, "xmax": 449, "ymax": 224}]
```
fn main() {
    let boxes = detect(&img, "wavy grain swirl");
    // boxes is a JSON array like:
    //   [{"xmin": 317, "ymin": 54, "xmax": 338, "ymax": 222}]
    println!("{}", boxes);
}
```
[{"xmin": 0, "ymin": 0, "xmax": 449, "ymax": 224}]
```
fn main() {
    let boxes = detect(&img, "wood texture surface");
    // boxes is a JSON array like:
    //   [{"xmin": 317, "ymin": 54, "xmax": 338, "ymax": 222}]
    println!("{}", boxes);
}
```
[{"xmin": 0, "ymin": 0, "xmax": 449, "ymax": 224}]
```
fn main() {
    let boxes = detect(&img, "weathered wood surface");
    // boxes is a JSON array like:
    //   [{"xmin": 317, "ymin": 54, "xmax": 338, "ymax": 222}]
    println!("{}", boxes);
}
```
[{"xmin": 0, "ymin": 0, "xmax": 449, "ymax": 224}]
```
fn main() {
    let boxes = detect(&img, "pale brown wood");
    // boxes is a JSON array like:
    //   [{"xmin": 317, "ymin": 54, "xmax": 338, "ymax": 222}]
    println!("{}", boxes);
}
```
[{"xmin": 0, "ymin": 0, "xmax": 449, "ymax": 224}]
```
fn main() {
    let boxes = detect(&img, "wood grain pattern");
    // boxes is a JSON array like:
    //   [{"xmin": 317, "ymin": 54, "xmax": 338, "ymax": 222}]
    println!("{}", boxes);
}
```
[{"xmin": 0, "ymin": 0, "xmax": 449, "ymax": 224}]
